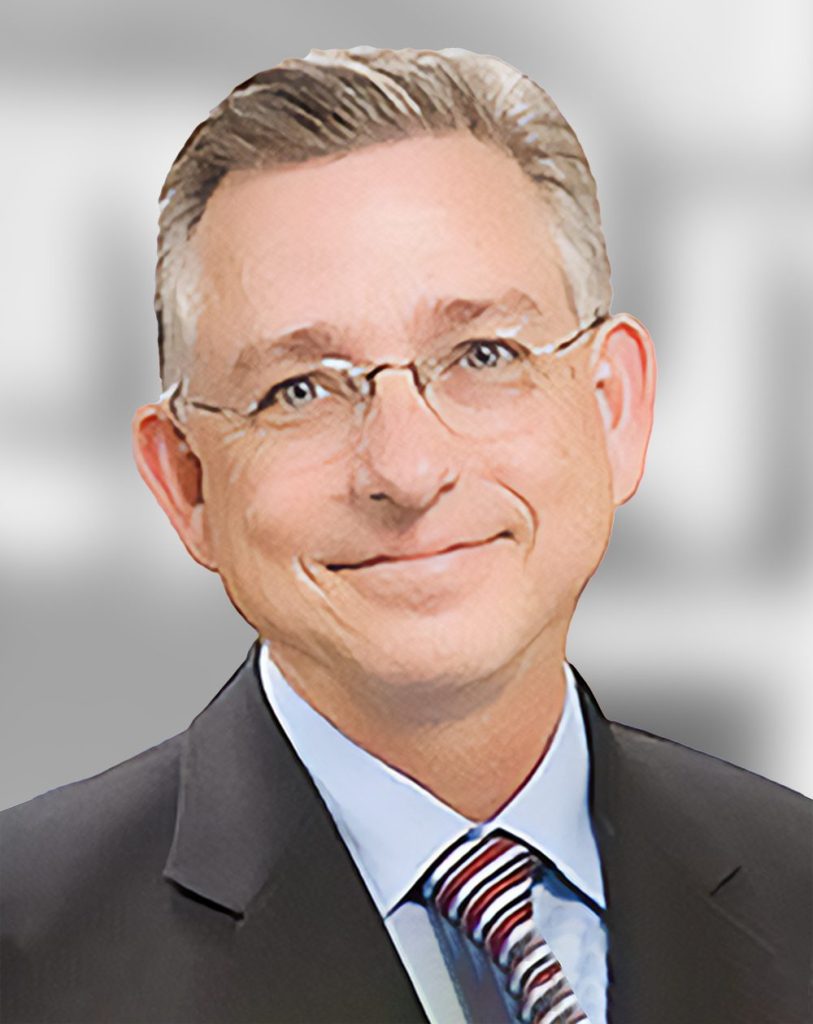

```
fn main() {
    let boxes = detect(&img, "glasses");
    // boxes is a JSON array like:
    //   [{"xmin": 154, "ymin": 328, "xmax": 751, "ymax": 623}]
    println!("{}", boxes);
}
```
[{"xmin": 167, "ymin": 314, "xmax": 606, "ymax": 468}]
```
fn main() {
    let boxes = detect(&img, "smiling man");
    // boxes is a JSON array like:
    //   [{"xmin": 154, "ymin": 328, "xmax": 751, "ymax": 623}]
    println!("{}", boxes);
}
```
[{"xmin": 1, "ymin": 48, "xmax": 810, "ymax": 1024}]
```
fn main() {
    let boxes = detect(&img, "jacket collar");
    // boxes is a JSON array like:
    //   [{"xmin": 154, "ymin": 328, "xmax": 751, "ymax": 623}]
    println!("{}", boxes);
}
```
[
  {"xmin": 165, "ymin": 648, "xmax": 622, "ymax": 919},
  {"xmin": 164, "ymin": 648, "xmax": 773, "ymax": 1023},
  {"xmin": 573, "ymin": 667, "xmax": 779, "ymax": 1022},
  {"xmin": 163, "ymin": 643, "xmax": 315, "ymax": 915},
  {"xmin": 574, "ymin": 665, "xmax": 745, "ymax": 893},
  {"xmin": 164, "ymin": 643, "xmax": 428, "ymax": 1023},
  {"xmin": 164, "ymin": 651, "xmax": 754, "ymax": 916}
]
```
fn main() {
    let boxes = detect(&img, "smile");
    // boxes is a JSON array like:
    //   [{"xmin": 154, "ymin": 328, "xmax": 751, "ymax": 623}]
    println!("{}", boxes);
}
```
[{"xmin": 326, "ymin": 531, "xmax": 513, "ymax": 572}]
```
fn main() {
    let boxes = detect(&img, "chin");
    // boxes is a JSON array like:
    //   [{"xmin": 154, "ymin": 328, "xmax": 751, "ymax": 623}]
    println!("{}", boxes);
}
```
[{"xmin": 335, "ymin": 602, "xmax": 543, "ymax": 693}]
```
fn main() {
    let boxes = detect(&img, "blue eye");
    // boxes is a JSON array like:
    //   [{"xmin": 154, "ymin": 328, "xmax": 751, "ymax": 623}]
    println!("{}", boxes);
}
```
[
  {"xmin": 259, "ymin": 375, "xmax": 325, "ymax": 411},
  {"xmin": 460, "ymin": 340, "xmax": 518, "ymax": 370}
]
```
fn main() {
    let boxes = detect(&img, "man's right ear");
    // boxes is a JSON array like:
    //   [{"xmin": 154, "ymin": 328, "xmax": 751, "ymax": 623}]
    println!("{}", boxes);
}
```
[{"xmin": 132, "ymin": 405, "xmax": 217, "ymax": 570}]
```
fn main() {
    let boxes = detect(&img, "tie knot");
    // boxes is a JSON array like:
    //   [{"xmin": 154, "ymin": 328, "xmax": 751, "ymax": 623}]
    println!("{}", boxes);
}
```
[{"xmin": 423, "ymin": 833, "xmax": 540, "ymax": 967}]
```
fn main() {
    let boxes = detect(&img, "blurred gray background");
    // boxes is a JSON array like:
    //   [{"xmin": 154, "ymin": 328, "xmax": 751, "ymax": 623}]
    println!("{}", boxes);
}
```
[{"xmin": 2, "ymin": 0, "xmax": 811, "ymax": 810}]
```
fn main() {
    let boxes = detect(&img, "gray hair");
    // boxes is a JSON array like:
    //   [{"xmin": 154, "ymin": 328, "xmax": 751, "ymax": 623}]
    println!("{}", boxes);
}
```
[{"xmin": 156, "ymin": 47, "xmax": 612, "ymax": 389}]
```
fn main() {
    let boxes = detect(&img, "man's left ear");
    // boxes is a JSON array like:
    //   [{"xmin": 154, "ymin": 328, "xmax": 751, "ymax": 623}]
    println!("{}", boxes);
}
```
[{"xmin": 591, "ymin": 314, "xmax": 656, "ymax": 506}]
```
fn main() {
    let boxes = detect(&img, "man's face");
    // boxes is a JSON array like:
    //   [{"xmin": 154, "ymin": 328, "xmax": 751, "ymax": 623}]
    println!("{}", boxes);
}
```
[{"xmin": 179, "ymin": 134, "xmax": 616, "ymax": 691}]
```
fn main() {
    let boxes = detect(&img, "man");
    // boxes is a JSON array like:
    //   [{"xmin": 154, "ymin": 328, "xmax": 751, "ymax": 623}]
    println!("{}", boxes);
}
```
[{"xmin": 1, "ymin": 47, "xmax": 810, "ymax": 1024}]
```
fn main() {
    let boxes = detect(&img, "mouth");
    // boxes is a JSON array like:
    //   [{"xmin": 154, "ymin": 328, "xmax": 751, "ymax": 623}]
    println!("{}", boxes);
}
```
[{"xmin": 325, "ymin": 530, "xmax": 513, "ymax": 572}]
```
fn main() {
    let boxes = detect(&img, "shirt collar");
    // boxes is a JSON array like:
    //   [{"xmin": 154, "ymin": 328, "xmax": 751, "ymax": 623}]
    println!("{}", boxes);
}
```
[{"xmin": 259, "ymin": 643, "xmax": 605, "ymax": 917}]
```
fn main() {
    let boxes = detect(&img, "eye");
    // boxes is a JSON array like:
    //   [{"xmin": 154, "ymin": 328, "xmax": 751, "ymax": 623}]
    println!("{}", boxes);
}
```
[
  {"xmin": 258, "ymin": 375, "xmax": 326, "ymax": 412},
  {"xmin": 459, "ymin": 339, "xmax": 519, "ymax": 370}
]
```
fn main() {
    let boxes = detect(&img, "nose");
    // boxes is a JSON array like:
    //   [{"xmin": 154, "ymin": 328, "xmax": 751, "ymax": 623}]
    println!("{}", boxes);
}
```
[{"xmin": 352, "ymin": 368, "xmax": 459, "ymax": 515}]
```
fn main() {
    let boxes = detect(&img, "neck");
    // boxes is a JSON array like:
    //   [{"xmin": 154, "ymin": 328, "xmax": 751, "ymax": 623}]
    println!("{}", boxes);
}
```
[{"xmin": 268, "ymin": 634, "xmax": 568, "ymax": 821}]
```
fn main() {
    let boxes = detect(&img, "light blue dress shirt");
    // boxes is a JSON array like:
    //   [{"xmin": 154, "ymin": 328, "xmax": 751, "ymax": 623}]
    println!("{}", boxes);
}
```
[{"xmin": 259, "ymin": 644, "xmax": 607, "ymax": 1023}]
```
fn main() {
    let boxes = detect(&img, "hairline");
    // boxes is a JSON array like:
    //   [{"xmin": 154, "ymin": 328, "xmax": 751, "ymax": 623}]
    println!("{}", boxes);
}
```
[
  {"xmin": 169, "ymin": 131, "xmax": 585, "ymax": 383},
  {"xmin": 155, "ymin": 49, "xmax": 612, "ymax": 389}
]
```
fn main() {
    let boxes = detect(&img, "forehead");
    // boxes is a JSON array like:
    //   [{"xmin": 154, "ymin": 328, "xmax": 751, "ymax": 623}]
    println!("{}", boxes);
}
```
[{"xmin": 189, "ymin": 133, "xmax": 575, "ymax": 376}]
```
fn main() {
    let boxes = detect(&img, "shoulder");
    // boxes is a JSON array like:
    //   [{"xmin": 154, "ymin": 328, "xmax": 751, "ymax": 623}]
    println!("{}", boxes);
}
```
[
  {"xmin": 576, "ymin": 670, "xmax": 811, "ymax": 844},
  {"xmin": 605, "ymin": 716, "xmax": 811, "ymax": 869},
  {"xmin": 0, "ymin": 732, "xmax": 183, "ymax": 924},
  {"xmin": 1, "ymin": 729, "xmax": 182, "ymax": 839},
  {"xmin": 608, "ymin": 716, "xmax": 809, "ymax": 814}
]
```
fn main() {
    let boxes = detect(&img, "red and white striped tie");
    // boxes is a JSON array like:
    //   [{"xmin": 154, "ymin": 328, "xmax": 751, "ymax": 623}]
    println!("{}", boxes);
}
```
[{"xmin": 423, "ymin": 833, "xmax": 589, "ymax": 1024}]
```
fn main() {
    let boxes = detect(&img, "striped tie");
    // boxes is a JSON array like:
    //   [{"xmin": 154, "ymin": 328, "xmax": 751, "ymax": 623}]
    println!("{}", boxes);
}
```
[{"xmin": 423, "ymin": 832, "xmax": 588, "ymax": 1024}]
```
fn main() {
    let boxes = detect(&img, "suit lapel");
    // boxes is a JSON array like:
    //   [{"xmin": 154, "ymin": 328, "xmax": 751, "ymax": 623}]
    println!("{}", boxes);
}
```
[
  {"xmin": 163, "ymin": 645, "xmax": 427, "ymax": 1023},
  {"xmin": 575, "ymin": 670, "xmax": 783, "ymax": 1023},
  {"xmin": 163, "ymin": 649, "xmax": 784, "ymax": 1023}
]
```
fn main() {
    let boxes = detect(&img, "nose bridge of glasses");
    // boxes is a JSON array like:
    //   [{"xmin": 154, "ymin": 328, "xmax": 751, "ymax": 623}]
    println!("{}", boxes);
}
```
[
  {"xmin": 356, "ymin": 358, "xmax": 454, "ymax": 438},
  {"xmin": 357, "ymin": 360, "xmax": 437, "ymax": 418},
  {"xmin": 365, "ymin": 360, "xmax": 425, "ymax": 394}
]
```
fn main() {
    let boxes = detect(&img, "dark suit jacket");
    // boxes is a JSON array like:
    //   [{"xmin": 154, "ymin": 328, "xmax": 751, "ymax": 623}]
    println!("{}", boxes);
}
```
[{"xmin": 1, "ymin": 646, "xmax": 811, "ymax": 1023}]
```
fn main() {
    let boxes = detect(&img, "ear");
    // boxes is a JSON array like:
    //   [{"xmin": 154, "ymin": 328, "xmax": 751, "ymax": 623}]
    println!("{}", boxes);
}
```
[
  {"xmin": 132, "ymin": 404, "xmax": 217, "ymax": 569},
  {"xmin": 591, "ymin": 315, "xmax": 656, "ymax": 506}
]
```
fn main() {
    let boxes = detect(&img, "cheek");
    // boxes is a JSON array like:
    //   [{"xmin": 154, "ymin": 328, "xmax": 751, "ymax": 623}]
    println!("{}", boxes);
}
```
[
  {"xmin": 202, "ymin": 440, "xmax": 345, "ymax": 568},
  {"xmin": 486, "ymin": 394, "xmax": 612, "ymax": 542}
]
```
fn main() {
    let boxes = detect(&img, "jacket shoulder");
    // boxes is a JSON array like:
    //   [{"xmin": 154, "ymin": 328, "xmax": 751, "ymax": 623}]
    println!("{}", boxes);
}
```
[
  {"xmin": 607, "ymin": 718, "xmax": 812, "ymax": 870},
  {"xmin": 0, "ymin": 733, "xmax": 183, "ymax": 923},
  {"xmin": 609, "ymin": 717, "xmax": 809, "ymax": 805}
]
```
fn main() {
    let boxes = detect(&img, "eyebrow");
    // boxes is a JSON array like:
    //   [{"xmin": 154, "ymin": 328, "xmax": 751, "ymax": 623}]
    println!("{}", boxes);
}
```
[
  {"xmin": 428, "ymin": 289, "xmax": 544, "ymax": 326},
  {"xmin": 225, "ymin": 289, "xmax": 545, "ymax": 383},
  {"xmin": 226, "ymin": 325, "xmax": 343, "ymax": 384}
]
